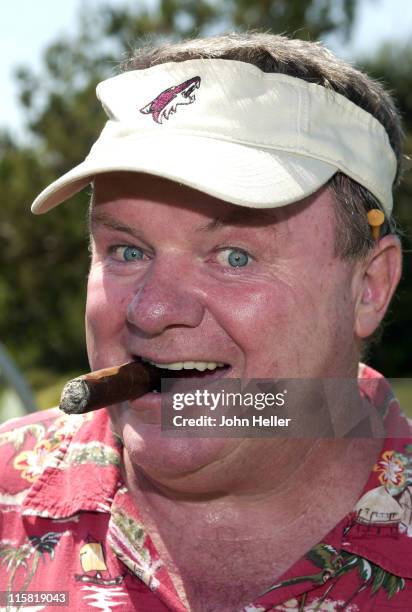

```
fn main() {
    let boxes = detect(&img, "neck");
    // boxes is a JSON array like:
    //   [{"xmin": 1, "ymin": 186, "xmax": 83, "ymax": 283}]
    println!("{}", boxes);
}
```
[{"xmin": 121, "ymin": 434, "xmax": 383, "ymax": 610}]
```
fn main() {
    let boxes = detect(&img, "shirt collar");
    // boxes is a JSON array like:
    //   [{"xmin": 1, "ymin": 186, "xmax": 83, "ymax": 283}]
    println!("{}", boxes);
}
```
[{"xmin": 22, "ymin": 409, "xmax": 123, "ymax": 518}]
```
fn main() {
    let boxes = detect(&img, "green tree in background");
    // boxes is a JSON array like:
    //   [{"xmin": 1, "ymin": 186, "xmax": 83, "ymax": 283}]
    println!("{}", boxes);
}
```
[
  {"xmin": 0, "ymin": 0, "xmax": 410, "ymax": 383},
  {"xmin": 359, "ymin": 45, "xmax": 412, "ymax": 374}
]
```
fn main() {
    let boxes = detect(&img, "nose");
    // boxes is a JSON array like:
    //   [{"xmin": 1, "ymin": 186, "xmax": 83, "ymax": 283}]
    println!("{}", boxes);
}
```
[{"xmin": 126, "ymin": 262, "xmax": 205, "ymax": 336}]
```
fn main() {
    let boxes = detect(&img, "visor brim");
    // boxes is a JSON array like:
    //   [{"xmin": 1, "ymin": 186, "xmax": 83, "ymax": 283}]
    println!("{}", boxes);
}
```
[{"xmin": 31, "ymin": 134, "xmax": 337, "ymax": 214}]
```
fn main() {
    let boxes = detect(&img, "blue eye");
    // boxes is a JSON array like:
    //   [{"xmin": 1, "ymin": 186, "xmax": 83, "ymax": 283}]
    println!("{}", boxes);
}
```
[
  {"xmin": 226, "ymin": 248, "xmax": 250, "ymax": 267},
  {"xmin": 123, "ymin": 246, "xmax": 143, "ymax": 261},
  {"xmin": 112, "ymin": 245, "xmax": 144, "ymax": 261}
]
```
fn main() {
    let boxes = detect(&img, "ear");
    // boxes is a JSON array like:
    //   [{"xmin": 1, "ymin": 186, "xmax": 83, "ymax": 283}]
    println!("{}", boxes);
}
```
[{"xmin": 354, "ymin": 235, "xmax": 402, "ymax": 339}]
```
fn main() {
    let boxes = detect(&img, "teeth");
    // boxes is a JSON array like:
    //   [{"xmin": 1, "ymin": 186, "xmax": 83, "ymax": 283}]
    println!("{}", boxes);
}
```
[{"xmin": 142, "ymin": 359, "xmax": 225, "ymax": 371}]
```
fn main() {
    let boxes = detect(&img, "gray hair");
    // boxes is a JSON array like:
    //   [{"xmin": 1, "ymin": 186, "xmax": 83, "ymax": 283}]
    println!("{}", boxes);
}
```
[{"xmin": 121, "ymin": 32, "xmax": 403, "ymax": 259}]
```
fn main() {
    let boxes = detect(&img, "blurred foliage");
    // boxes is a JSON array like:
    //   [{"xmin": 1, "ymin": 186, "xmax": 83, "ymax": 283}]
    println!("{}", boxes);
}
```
[
  {"xmin": 359, "ymin": 45, "xmax": 412, "ymax": 375},
  {"xmin": 0, "ymin": 0, "xmax": 411, "ymax": 380},
  {"xmin": 392, "ymin": 381, "xmax": 412, "ymax": 416}
]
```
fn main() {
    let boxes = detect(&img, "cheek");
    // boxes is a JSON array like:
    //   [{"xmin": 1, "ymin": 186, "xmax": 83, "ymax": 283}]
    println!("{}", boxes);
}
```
[
  {"xmin": 223, "ymin": 283, "xmax": 291, "ymax": 332},
  {"xmin": 85, "ymin": 267, "xmax": 130, "ymax": 366},
  {"xmin": 205, "ymin": 265, "xmax": 352, "ymax": 377},
  {"xmin": 204, "ymin": 277, "xmax": 300, "ymax": 363}
]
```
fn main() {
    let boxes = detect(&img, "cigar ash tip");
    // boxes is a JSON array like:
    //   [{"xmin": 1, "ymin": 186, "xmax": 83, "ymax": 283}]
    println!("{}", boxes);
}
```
[{"xmin": 59, "ymin": 378, "xmax": 91, "ymax": 415}]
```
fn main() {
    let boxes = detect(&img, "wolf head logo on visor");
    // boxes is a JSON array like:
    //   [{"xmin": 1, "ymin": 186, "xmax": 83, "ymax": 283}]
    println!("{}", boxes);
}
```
[{"xmin": 140, "ymin": 76, "xmax": 201, "ymax": 124}]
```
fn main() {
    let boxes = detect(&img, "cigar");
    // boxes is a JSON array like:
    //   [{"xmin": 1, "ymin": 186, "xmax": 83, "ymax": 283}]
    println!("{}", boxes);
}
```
[{"xmin": 59, "ymin": 361, "xmax": 161, "ymax": 414}]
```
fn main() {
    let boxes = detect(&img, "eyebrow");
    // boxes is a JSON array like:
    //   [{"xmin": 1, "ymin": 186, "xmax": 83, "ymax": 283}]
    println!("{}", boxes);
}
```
[
  {"xmin": 89, "ymin": 208, "xmax": 280, "ymax": 237},
  {"xmin": 89, "ymin": 211, "xmax": 143, "ymax": 240},
  {"xmin": 196, "ymin": 209, "xmax": 280, "ymax": 232}
]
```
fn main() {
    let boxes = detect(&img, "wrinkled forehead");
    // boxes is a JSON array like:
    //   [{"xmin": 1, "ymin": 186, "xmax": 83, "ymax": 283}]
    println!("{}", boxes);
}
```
[{"xmin": 89, "ymin": 171, "xmax": 334, "ymax": 238}]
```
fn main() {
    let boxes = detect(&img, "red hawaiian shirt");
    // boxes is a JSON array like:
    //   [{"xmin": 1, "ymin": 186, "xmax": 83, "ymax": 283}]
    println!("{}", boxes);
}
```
[{"xmin": 0, "ymin": 365, "xmax": 411, "ymax": 611}]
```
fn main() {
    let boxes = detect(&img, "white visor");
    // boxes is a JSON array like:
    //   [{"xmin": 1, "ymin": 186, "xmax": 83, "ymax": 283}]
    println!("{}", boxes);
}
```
[{"xmin": 31, "ymin": 59, "xmax": 397, "ymax": 215}]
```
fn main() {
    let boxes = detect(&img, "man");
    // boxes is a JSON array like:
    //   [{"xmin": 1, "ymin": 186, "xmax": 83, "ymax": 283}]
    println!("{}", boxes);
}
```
[{"xmin": 0, "ymin": 33, "xmax": 409, "ymax": 611}]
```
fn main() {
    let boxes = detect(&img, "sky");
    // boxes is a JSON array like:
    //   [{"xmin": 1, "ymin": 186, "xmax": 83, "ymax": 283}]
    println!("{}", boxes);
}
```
[{"xmin": 1, "ymin": 0, "xmax": 412, "ymax": 141}]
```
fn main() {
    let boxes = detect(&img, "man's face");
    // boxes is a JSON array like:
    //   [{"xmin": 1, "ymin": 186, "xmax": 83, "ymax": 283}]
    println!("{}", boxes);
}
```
[{"xmin": 86, "ymin": 172, "xmax": 359, "ymax": 480}]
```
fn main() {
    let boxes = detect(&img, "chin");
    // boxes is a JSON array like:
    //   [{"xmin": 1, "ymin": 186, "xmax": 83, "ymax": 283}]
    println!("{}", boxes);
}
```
[{"xmin": 114, "ymin": 412, "xmax": 234, "ymax": 484}]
